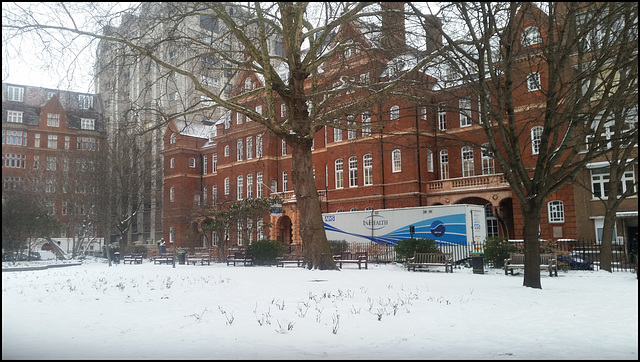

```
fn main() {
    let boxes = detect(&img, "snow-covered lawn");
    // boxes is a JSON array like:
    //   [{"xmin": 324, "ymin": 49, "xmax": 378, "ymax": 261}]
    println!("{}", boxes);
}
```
[{"xmin": 2, "ymin": 259, "xmax": 638, "ymax": 360}]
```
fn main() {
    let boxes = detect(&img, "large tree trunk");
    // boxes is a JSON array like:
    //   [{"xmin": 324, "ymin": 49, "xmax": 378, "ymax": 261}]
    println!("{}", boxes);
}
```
[
  {"xmin": 522, "ymin": 204, "xmax": 543, "ymax": 289},
  {"xmin": 290, "ymin": 141, "xmax": 337, "ymax": 270},
  {"xmin": 599, "ymin": 213, "xmax": 616, "ymax": 272}
]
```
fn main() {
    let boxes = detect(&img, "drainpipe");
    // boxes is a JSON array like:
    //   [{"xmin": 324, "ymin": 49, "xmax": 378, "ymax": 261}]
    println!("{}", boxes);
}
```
[
  {"xmin": 378, "ymin": 103, "xmax": 386, "ymax": 209},
  {"xmin": 415, "ymin": 106, "xmax": 423, "ymax": 206}
]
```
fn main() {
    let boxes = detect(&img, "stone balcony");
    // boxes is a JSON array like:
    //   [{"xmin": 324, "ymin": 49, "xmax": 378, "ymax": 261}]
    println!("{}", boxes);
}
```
[{"xmin": 426, "ymin": 174, "xmax": 509, "ymax": 194}]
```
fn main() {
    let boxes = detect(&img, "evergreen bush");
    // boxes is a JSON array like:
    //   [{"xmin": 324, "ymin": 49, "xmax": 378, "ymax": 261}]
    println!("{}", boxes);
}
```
[
  {"xmin": 247, "ymin": 240, "xmax": 285, "ymax": 265},
  {"xmin": 483, "ymin": 236, "xmax": 516, "ymax": 268},
  {"xmin": 394, "ymin": 238, "xmax": 439, "ymax": 261}
]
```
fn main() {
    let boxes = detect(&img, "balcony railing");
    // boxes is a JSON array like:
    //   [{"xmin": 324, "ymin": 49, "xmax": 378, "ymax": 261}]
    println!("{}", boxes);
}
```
[{"xmin": 427, "ymin": 174, "xmax": 508, "ymax": 193}]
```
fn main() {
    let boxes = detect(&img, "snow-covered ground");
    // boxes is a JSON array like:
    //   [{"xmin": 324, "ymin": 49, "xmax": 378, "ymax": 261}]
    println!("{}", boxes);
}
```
[{"xmin": 2, "ymin": 258, "xmax": 638, "ymax": 360}]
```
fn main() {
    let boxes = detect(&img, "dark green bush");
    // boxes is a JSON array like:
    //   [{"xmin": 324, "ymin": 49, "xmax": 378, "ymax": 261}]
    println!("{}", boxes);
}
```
[
  {"xmin": 483, "ymin": 236, "xmax": 516, "ymax": 268},
  {"xmin": 247, "ymin": 240, "xmax": 285, "ymax": 265},
  {"xmin": 328, "ymin": 240, "xmax": 349, "ymax": 255},
  {"xmin": 394, "ymin": 238, "xmax": 439, "ymax": 261}
]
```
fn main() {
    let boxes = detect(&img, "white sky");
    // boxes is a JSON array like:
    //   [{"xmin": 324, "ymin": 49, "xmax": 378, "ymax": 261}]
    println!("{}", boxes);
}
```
[{"xmin": 2, "ymin": 257, "xmax": 638, "ymax": 359}]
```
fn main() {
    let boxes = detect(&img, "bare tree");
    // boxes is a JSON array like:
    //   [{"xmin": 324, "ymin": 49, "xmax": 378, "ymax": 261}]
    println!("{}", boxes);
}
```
[
  {"xmin": 3, "ymin": 2, "xmax": 450, "ymax": 269},
  {"xmin": 408, "ymin": 2, "xmax": 637, "ymax": 287}
]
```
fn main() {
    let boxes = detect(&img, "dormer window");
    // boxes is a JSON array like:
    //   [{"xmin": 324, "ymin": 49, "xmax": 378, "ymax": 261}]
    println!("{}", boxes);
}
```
[
  {"xmin": 522, "ymin": 26, "xmax": 542, "ymax": 46},
  {"xmin": 170, "ymin": 133, "xmax": 177, "ymax": 144}
]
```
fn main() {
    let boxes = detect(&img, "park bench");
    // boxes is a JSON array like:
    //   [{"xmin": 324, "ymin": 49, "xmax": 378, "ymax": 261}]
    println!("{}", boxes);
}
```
[
  {"xmin": 276, "ymin": 254, "xmax": 305, "ymax": 267},
  {"xmin": 122, "ymin": 253, "xmax": 143, "ymax": 264},
  {"xmin": 153, "ymin": 253, "xmax": 174, "ymax": 265},
  {"xmin": 333, "ymin": 252, "xmax": 368, "ymax": 270},
  {"xmin": 226, "ymin": 252, "xmax": 254, "ymax": 266},
  {"xmin": 406, "ymin": 252, "xmax": 454, "ymax": 273},
  {"xmin": 186, "ymin": 253, "xmax": 212, "ymax": 266},
  {"xmin": 504, "ymin": 252, "xmax": 558, "ymax": 277}
]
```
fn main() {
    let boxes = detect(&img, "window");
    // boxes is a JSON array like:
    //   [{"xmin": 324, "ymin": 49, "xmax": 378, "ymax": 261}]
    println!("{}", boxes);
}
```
[
  {"xmin": 257, "ymin": 172, "xmax": 263, "ymax": 198},
  {"xmin": 47, "ymin": 113, "xmax": 60, "ymax": 127},
  {"xmin": 274, "ymin": 39, "xmax": 283, "ymax": 56},
  {"xmin": 462, "ymin": 146, "xmax": 475, "ymax": 177},
  {"xmin": 522, "ymin": 26, "xmax": 542, "ymax": 46},
  {"xmin": 349, "ymin": 156, "xmax": 358, "ymax": 187},
  {"xmin": 590, "ymin": 166, "xmax": 636, "ymax": 198},
  {"xmin": 282, "ymin": 139, "xmax": 287, "ymax": 155},
  {"xmin": 61, "ymin": 157, "xmax": 68, "ymax": 171},
  {"xmin": 531, "ymin": 126, "xmax": 543, "ymax": 155},
  {"xmin": 48, "ymin": 135, "xmax": 58, "ymax": 149},
  {"xmin": 438, "ymin": 103, "xmax": 447, "ymax": 130},
  {"xmin": 189, "ymin": 157, "xmax": 196, "ymax": 168},
  {"xmin": 35, "ymin": 134, "xmax": 40, "ymax": 147},
  {"xmin": 170, "ymin": 227, "xmax": 175, "ymax": 244},
  {"xmin": 247, "ymin": 174, "xmax": 253, "ymax": 198},
  {"xmin": 170, "ymin": 186, "xmax": 175, "ymax": 202},
  {"xmin": 485, "ymin": 204, "xmax": 499, "ymax": 237},
  {"xmin": 224, "ymin": 145, "xmax": 230, "ymax": 157},
  {"xmin": 203, "ymin": 156, "xmax": 208, "ymax": 174},
  {"xmin": 392, "ymin": 149, "xmax": 401, "ymax": 173},
  {"xmin": 244, "ymin": 78, "xmax": 252, "ymax": 92},
  {"xmin": 459, "ymin": 98, "xmax": 472, "ymax": 127},
  {"xmin": 81, "ymin": 118, "xmax": 95, "ymax": 130},
  {"xmin": 390, "ymin": 105, "xmax": 400, "ymax": 120},
  {"xmin": 363, "ymin": 154, "xmax": 373, "ymax": 186},
  {"xmin": 169, "ymin": 92, "xmax": 178, "ymax": 101},
  {"xmin": 281, "ymin": 103, "xmax": 286, "ymax": 118},
  {"xmin": 282, "ymin": 171, "xmax": 288, "ymax": 192},
  {"xmin": 65, "ymin": 136, "xmax": 69, "ymax": 150},
  {"xmin": 203, "ymin": 187, "xmax": 208, "ymax": 205},
  {"xmin": 427, "ymin": 150, "xmax": 434, "ymax": 172},
  {"xmin": 237, "ymin": 139, "xmax": 244, "ymax": 161},
  {"xmin": 7, "ymin": 86, "xmax": 24, "ymax": 102},
  {"xmin": 440, "ymin": 150, "xmax": 449, "ymax": 179},
  {"xmin": 481, "ymin": 143, "xmax": 495, "ymax": 175},
  {"xmin": 78, "ymin": 94, "xmax": 93, "ymax": 109},
  {"xmin": 2, "ymin": 130, "xmax": 27, "ymax": 146},
  {"xmin": 271, "ymin": 180, "xmax": 277, "ymax": 194},
  {"xmin": 7, "ymin": 111, "xmax": 23, "ymax": 123},
  {"xmin": 46, "ymin": 91, "xmax": 57, "ymax": 100},
  {"xmin": 62, "ymin": 202, "xmax": 68, "ymax": 216},
  {"xmin": 547, "ymin": 201, "xmax": 565, "ymax": 223},
  {"xmin": 237, "ymin": 112, "xmax": 243, "ymax": 125},
  {"xmin": 45, "ymin": 179, "xmax": 55, "ymax": 193},
  {"xmin": 237, "ymin": 175, "xmax": 243, "ymax": 200},
  {"xmin": 335, "ymin": 159, "xmax": 344, "ymax": 189},
  {"xmin": 170, "ymin": 158, "xmax": 175, "ymax": 168},
  {"xmin": 255, "ymin": 105, "xmax": 262, "ymax": 116},
  {"xmin": 334, "ymin": 121, "xmax": 342, "ymax": 142},
  {"xmin": 47, "ymin": 156, "xmax": 57, "ymax": 171},
  {"xmin": 256, "ymin": 135, "xmax": 263, "ymax": 158},
  {"xmin": 170, "ymin": 133, "xmax": 176, "ymax": 144},
  {"xmin": 194, "ymin": 194, "xmax": 201, "ymax": 207},
  {"xmin": 527, "ymin": 72, "xmax": 541, "ymax": 91},
  {"xmin": 212, "ymin": 185, "xmax": 218, "ymax": 205},
  {"xmin": 360, "ymin": 72, "xmax": 370, "ymax": 85},
  {"xmin": 224, "ymin": 177, "xmax": 230, "ymax": 195},
  {"xmin": 33, "ymin": 156, "xmax": 39, "ymax": 170},
  {"xmin": 78, "ymin": 137, "xmax": 96, "ymax": 151},
  {"xmin": 212, "ymin": 153, "xmax": 217, "ymax": 172},
  {"xmin": 200, "ymin": 15, "xmax": 219, "ymax": 33},
  {"xmin": 246, "ymin": 136, "xmax": 253, "ymax": 159},
  {"xmin": 347, "ymin": 118, "xmax": 356, "ymax": 140},
  {"xmin": 362, "ymin": 112, "xmax": 371, "ymax": 137},
  {"xmin": 224, "ymin": 114, "xmax": 231, "ymax": 129},
  {"xmin": 4, "ymin": 154, "xmax": 26, "ymax": 168},
  {"xmin": 420, "ymin": 106, "xmax": 427, "ymax": 120}
]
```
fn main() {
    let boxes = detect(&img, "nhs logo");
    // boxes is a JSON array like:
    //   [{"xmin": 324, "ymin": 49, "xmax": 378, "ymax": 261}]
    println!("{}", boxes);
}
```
[{"xmin": 324, "ymin": 215, "xmax": 335, "ymax": 222}]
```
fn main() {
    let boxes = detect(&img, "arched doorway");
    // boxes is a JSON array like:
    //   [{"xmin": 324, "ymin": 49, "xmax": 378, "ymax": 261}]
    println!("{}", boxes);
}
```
[{"xmin": 276, "ymin": 215, "xmax": 293, "ymax": 246}]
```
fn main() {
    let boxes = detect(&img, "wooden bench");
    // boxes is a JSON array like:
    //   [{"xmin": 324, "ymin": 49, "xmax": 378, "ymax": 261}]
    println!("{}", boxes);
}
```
[
  {"xmin": 406, "ymin": 252, "xmax": 453, "ymax": 273},
  {"xmin": 333, "ymin": 252, "xmax": 368, "ymax": 270},
  {"xmin": 276, "ymin": 254, "xmax": 305, "ymax": 267},
  {"xmin": 187, "ymin": 253, "xmax": 212, "ymax": 266},
  {"xmin": 153, "ymin": 253, "xmax": 175, "ymax": 265},
  {"xmin": 122, "ymin": 253, "xmax": 143, "ymax": 264},
  {"xmin": 226, "ymin": 252, "xmax": 254, "ymax": 266},
  {"xmin": 504, "ymin": 253, "xmax": 558, "ymax": 277}
]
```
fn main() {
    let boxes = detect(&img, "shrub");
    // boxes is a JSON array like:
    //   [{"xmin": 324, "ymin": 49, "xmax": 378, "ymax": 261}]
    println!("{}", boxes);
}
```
[
  {"xmin": 328, "ymin": 240, "xmax": 349, "ymax": 255},
  {"xmin": 483, "ymin": 236, "xmax": 516, "ymax": 268},
  {"xmin": 394, "ymin": 238, "xmax": 439, "ymax": 261},
  {"xmin": 247, "ymin": 240, "xmax": 285, "ymax": 265}
]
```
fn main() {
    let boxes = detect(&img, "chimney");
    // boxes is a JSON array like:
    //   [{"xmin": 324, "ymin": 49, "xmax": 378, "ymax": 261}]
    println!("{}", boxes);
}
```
[
  {"xmin": 424, "ymin": 15, "xmax": 443, "ymax": 54},
  {"xmin": 380, "ymin": 2, "xmax": 406, "ymax": 53}
]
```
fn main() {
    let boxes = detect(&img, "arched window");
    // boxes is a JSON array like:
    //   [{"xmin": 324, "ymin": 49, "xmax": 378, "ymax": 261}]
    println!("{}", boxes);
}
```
[
  {"xmin": 349, "ymin": 156, "xmax": 358, "ymax": 187},
  {"xmin": 170, "ymin": 133, "xmax": 176, "ymax": 144},
  {"xmin": 392, "ymin": 149, "xmax": 401, "ymax": 172},
  {"xmin": 335, "ymin": 159, "xmax": 344, "ymax": 189},
  {"xmin": 426, "ymin": 150, "xmax": 433, "ymax": 172},
  {"xmin": 548, "ymin": 200, "xmax": 565, "ymax": 223},
  {"xmin": 522, "ymin": 26, "xmax": 542, "ymax": 46},
  {"xmin": 390, "ymin": 105, "xmax": 400, "ymax": 120},
  {"xmin": 440, "ymin": 149, "xmax": 449, "ymax": 179},
  {"xmin": 170, "ymin": 158, "xmax": 175, "ymax": 169},
  {"xmin": 481, "ymin": 143, "xmax": 494, "ymax": 175},
  {"xmin": 461, "ymin": 146, "xmax": 474, "ymax": 177},
  {"xmin": 189, "ymin": 157, "xmax": 196, "ymax": 168},
  {"xmin": 363, "ymin": 154, "xmax": 373, "ymax": 186},
  {"xmin": 170, "ymin": 186, "xmax": 175, "ymax": 202},
  {"xmin": 531, "ymin": 126, "xmax": 543, "ymax": 155},
  {"xmin": 485, "ymin": 204, "xmax": 499, "ymax": 237},
  {"xmin": 244, "ymin": 77, "xmax": 251, "ymax": 92}
]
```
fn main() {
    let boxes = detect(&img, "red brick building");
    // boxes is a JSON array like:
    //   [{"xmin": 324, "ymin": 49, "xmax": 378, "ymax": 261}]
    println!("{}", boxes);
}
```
[
  {"xmin": 2, "ymin": 83, "xmax": 107, "ymax": 255},
  {"xmin": 161, "ymin": 3, "xmax": 637, "ymax": 254}
]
